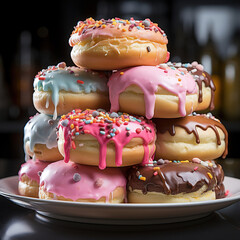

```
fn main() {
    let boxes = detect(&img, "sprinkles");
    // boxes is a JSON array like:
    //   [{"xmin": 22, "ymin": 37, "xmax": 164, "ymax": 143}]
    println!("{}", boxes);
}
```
[
  {"xmin": 58, "ymin": 109, "xmax": 155, "ymax": 169},
  {"xmin": 73, "ymin": 173, "xmax": 81, "ymax": 182},
  {"xmin": 59, "ymin": 109, "xmax": 154, "ymax": 148},
  {"xmin": 70, "ymin": 17, "xmax": 167, "ymax": 40},
  {"xmin": 207, "ymin": 172, "xmax": 213, "ymax": 179}
]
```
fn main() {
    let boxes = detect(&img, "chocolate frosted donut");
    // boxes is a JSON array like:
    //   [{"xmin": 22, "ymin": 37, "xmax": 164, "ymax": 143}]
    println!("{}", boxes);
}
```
[
  {"xmin": 154, "ymin": 113, "xmax": 228, "ymax": 161},
  {"xmin": 127, "ymin": 160, "xmax": 225, "ymax": 203}
]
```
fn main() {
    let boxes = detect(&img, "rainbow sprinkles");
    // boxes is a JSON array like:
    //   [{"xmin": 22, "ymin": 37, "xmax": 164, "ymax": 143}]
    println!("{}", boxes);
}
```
[{"xmin": 58, "ymin": 109, "xmax": 156, "ymax": 169}]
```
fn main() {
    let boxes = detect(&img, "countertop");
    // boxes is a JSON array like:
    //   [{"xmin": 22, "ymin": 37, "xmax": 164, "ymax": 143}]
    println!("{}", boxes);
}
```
[{"xmin": 0, "ymin": 158, "xmax": 240, "ymax": 239}]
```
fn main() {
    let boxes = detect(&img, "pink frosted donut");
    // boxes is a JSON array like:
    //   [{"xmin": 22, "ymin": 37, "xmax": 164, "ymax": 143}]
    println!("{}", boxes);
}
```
[
  {"xmin": 69, "ymin": 17, "xmax": 168, "ymax": 70},
  {"xmin": 39, "ymin": 160, "xmax": 127, "ymax": 203},
  {"xmin": 57, "ymin": 109, "xmax": 156, "ymax": 169},
  {"xmin": 18, "ymin": 159, "xmax": 51, "ymax": 198},
  {"xmin": 108, "ymin": 64, "xmax": 198, "ymax": 119}
]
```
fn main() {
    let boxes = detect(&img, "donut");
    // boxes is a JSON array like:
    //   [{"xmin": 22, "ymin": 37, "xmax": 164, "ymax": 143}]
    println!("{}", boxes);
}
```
[
  {"xmin": 169, "ymin": 61, "xmax": 216, "ymax": 111},
  {"xmin": 69, "ymin": 17, "xmax": 168, "ymax": 70},
  {"xmin": 24, "ymin": 113, "xmax": 63, "ymax": 161},
  {"xmin": 57, "ymin": 109, "xmax": 156, "ymax": 169},
  {"xmin": 127, "ymin": 159, "xmax": 225, "ymax": 203},
  {"xmin": 33, "ymin": 62, "xmax": 109, "ymax": 119},
  {"xmin": 39, "ymin": 160, "xmax": 126, "ymax": 203},
  {"xmin": 18, "ymin": 159, "xmax": 50, "ymax": 198},
  {"xmin": 108, "ymin": 65, "xmax": 198, "ymax": 119},
  {"xmin": 154, "ymin": 113, "xmax": 228, "ymax": 161}
]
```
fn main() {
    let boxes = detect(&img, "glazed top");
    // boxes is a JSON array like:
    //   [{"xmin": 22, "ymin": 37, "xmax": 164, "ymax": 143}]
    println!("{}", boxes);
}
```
[
  {"xmin": 33, "ymin": 62, "xmax": 108, "ymax": 119},
  {"xmin": 19, "ymin": 159, "xmax": 51, "ymax": 184},
  {"xmin": 168, "ymin": 61, "xmax": 216, "ymax": 110},
  {"xmin": 40, "ymin": 160, "xmax": 126, "ymax": 201},
  {"xmin": 154, "ymin": 113, "xmax": 228, "ymax": 158},
  {"xmin": 128, "ymin": 159, "xmax": 224, "ymax": 198},
  {"xmin": 58, "ymin": 109, "xmax": 156, "ymax": 169},
  {"xmin": 108, "ymin": 65, "xmax": 197, "ymax": 119},
  {"xmin": 24, "ymin": 113, "xmax": 59, "ymax": 152},
  {"xmin": 69, "ymin": 17, "xmax": 168, "ymax": 46}
]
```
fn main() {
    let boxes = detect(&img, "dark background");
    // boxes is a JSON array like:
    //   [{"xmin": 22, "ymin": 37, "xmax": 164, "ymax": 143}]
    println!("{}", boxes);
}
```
[{"xmin": 0, "ymin": 0, "xmax": 240, "ymax": 162}]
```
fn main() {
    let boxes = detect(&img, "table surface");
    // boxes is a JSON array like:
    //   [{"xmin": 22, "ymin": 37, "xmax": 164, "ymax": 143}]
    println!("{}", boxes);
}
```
[{"xmin": 0, "ymin": 158, "xmax": 240, "ymax": 239}]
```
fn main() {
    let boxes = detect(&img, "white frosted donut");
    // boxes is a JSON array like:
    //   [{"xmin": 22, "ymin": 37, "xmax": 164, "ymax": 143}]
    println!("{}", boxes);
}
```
[
  {"xmin": 24, "ymin": 113, "xmax": 63, "ymax": 161},
  {"xmin": 33, "ymin": 62, "xmax": 109, "ymax": 119}
]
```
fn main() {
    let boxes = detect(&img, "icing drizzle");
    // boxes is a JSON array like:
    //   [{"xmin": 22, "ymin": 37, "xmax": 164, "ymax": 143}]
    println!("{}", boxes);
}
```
[
  {"xmin": 24, "ymin": 113, "xmax": 59, "ymax": 153},
  {"xmin": 108, "ymin": 65, "xmax": 197, "ymax": 119},
  {"xmin": 128, "ymin": 160, "xmax": 225, "ymax": 199},
  {"xmin": 168, "ymin": 61, "xmax": 216, "ymax": 110},
  {"xmin": 58, "ymin": 109, "xmax": 156, "ymax": 169},
  {"xmin": 154, "ymin": 113, "xmax": 228, "ymax": 158}
]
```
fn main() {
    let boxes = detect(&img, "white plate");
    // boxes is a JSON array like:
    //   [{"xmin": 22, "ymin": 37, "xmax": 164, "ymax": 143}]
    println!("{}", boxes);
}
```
[{"xmin": 0, "ymin": 176, "xmax": 240, "ymax": 225}]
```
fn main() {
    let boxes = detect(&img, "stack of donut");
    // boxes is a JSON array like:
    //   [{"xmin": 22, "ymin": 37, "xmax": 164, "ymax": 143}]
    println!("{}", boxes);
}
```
[{"xmin": 18, "ymin": 17, "xmax": 228, "ymax": 204}]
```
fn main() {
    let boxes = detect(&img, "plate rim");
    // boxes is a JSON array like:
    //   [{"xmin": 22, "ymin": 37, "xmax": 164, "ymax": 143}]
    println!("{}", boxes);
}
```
[{"xmin": 0, "ymin": 175, "xmax": 240, "ymax": 208}]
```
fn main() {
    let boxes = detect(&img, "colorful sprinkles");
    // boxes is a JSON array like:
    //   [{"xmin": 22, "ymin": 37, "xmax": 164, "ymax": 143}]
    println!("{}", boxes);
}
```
[
  {"xmin": 71, "ymin": 17, "xmax": 167, "ymax": 38},
  {"xmin": 58, "ymin": 109, "xmax": 155, "ymax": 169},
  {"xmin": 59, "ymin": 109, "xmax": 153, "ymax": 139}
]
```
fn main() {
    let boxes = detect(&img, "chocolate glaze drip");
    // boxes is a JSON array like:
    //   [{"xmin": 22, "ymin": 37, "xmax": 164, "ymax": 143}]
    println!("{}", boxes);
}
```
[
  {"xmin": 215, "ymin": 183, "xmax": 225, "ymax": 199},
  {"xmin": 210, "ymin": 162, "xmax": 225, "ymax": 199},
  {"xmin": 172, "ymin": 63, "xmax": 216, "ymax": 110},
  {"xmin": 154, "ymin": 114, "xmax": 228, "ymax": 158},
  {"xmin": 128, "ymin": 161, "xmax": 225, "ymax": 199}
]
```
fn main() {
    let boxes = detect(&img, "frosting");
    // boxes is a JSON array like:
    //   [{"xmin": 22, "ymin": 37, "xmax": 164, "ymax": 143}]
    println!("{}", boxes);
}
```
[
  {"xmin": 33, "ymin": 62, "xmax": 108, "ymax": 119},
  {"xmin": 128, "ymin": 160, "xmax": 225, "ymax": 199},
  {"xmin": 108, "ymin": 65, "xmax": 197, "ymax": 119},
  {"xmin": 19, "ymin": 159, "xmax": 50, "ymax": 184},
  {"xmin": 167, "ymin": 61, "xmax": 216, "ymax": 110},
  {"xmin": 69, "ymin": 17, "xmax": 167, "ymax": 46},
  {"xmin": 154, "ymin": 113, "xmax": 228, "ymax": 158},
  {"xmin": 58, "ymin": 109, "xmax": 156, "ymax": 169},
  {"xmin": 24, "ymin": 113, "xmax": 59, "ymax": 152},
  {"xmin": 40, "ymin": 160, "xmax": 126, "ymax": 202}
]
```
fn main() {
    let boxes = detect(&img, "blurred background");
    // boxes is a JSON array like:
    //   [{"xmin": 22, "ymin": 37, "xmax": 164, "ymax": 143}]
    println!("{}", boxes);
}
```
[{"xmin": 0, "ymin": 0, "xmax": 240, "ymax": 163}]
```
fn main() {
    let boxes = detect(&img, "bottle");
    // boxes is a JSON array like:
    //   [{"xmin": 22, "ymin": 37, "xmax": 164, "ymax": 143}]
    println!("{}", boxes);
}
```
[
  {"xmin": 199, "ymin": 27, "xmax": 222, "ymax": 115},
  {"xmin": 223, "ymin": 30, "xmax": 240, "ymax": 120}
]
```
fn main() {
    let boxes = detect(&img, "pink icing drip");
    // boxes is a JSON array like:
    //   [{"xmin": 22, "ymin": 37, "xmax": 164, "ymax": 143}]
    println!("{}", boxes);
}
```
[
  {"xmin": 40, "ymin": 160, "xmax": 126, "ymax": 201},
  {"xmin": 59, "ymin": 110, "xmax": 155, "ymax": 170},
  {"xmin": 108, "ymin": 66, "xmax": 197, "ymax": 119},
  {"xmin": 18, "ymin": 159, "xmax": 50, "ymax": 184}
]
